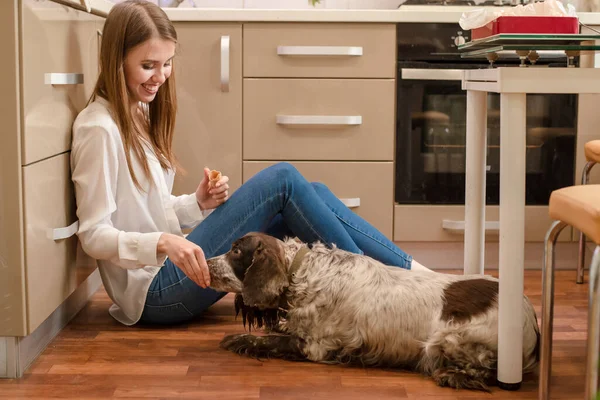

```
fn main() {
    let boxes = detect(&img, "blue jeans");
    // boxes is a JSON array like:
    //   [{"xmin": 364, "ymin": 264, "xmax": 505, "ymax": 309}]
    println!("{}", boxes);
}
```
[{"xmin": 139, "ymin": 162, "xmax": 412, "ymax": 325}]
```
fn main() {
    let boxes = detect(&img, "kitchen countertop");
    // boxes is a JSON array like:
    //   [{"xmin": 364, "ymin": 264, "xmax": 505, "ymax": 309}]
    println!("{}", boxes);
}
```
[
  {"xmin": 163, "ymin": 6, "xmax": 499, "ymax": 23},
  {"xmin": 80, "ymin": 1, "xmax": 600, "ymax": 26}
]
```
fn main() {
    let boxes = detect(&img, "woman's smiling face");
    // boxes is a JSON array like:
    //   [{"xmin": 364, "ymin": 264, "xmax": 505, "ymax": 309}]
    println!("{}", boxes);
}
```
[{"xmin": 123, "ymin": 37, "xmax": 175, "ymax": 104}]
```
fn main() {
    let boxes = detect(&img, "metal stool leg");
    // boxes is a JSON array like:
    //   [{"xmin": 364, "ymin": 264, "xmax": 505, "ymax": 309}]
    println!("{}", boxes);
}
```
[
  {"xmin": 585, "ymin": 246, "xmax": 600, "ymax": 400},
  {"xmin": 578, "ymin": 162, "xmax": 596, "ymax": 284},
  {"xmin": 580, "ymin": 232, "xmax": 588, "ymax": 284},
  {"xmin": 539, "ymin": 220, "xmax": 568, "ymax": 400}
]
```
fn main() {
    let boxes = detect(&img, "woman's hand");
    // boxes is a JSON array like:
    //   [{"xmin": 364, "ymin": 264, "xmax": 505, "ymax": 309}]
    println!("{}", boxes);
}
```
[
  {"xmin": 196, "ymin": 167, "xmax": 229, "ymax": 211},
  {"xmin": 157, "ymin": 233, "xmax": 210, "ymax": 288}
]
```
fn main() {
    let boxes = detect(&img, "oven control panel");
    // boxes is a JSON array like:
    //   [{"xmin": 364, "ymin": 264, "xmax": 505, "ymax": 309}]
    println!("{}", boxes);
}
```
[
  {"xmin": 451, "ymin": 31, "xmax": 469, "ymax": 47},
  {"xmin": 396, "ymin": 23, "xmax": 475, "ymax": 60}
]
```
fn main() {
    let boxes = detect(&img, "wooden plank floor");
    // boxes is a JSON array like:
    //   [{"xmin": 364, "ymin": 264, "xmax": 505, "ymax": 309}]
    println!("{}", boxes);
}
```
[{"xmin": 0, "ymin": 270, "xmax": 590, "ymax": 399}]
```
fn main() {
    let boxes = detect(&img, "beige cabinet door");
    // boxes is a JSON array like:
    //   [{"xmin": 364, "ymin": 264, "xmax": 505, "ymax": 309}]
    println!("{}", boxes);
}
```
[
  {"xmin": 171, "ymin": 23, "xmax": 242, "ymax": 196},
  {"xmin": 244, "ymin": 161, "xmax": 393, "ymax": 239},
  {"xmin": 393, "ymin": 205, "xmax": 572, "ymax": 243},
  {"xmin": 21, "ymin": 0, "xmax": 99, "ymax": 165},
  {"xmin": 243, "ymin": 23, "xmax": 396, "ymax": 79},
  {"xmin": 0, "ymin": 0, "xmax": 26, "ymax": 337},
  {"xmin": 243, "ymin": 78, "xmax": 395, "ymax": 161},
  {"xmin": 22, "ymin": 153, "xmax": 79, "ymax": 333}
]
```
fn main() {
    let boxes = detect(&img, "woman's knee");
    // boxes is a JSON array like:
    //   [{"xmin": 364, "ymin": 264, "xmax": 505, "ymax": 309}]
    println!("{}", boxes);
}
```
[
  {"xmin": 310, "ymin": 182, "xmax": 337, "ymax": 204},
  {"xmin": 310, "ymin": 182, "xmax": 329, "ymax": 192},
  {"xmin": 270, "ymin": 161, "xmax": 297, "ymax": 174},
  {"xmin": 310, "ymin": 181, "xmax": 329, "ymax": 194},
  {"xmin": 267, "ymin": 162, "xmax": 303, "ymax": 183}
]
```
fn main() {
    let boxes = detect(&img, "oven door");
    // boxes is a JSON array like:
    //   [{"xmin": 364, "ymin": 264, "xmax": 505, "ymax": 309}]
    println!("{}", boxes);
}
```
[{"xmin": 394, "ymin": 67, "xmax": 577, "ymax": 206}]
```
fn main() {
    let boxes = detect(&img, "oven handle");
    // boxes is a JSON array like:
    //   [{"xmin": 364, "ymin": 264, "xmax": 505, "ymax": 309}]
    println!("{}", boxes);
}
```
[
  {"xmin": 276, "ymin": 115, "xmax": 362, "ymax": 126},
  {"xmin": 401, "ymin": 69, "xmax": 464, "ymax": 81},
  {"xmin": 277, "ymin": 46, "xmax": 363, "ymax": 57},
  {"xmin": 442, "ymin": 219, "xmax": 499, "ymax": 233}
]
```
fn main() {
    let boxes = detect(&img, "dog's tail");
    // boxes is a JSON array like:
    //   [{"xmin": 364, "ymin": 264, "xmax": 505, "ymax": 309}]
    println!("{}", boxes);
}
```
[
  {"xmin": 419, "ymin": 331, "xmax": 497, "ymax": 392},
  {"xmin": 421, "ymin": 341, "xmax": 497, "ymax": 392},
  {"xmin": 523, "ymin": 295, "xmax": 541, "ymax": 374}
]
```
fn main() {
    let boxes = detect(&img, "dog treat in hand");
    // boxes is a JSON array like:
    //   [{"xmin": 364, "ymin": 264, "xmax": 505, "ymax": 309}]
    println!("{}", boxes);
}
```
[{"xmin": 208, "ymin": 169, "xmax": 222, "ymax": 188}]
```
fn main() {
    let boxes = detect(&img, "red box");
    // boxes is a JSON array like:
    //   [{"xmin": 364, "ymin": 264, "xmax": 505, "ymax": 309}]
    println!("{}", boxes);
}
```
[{"xmin": 471, "ymin": 16, "xmax": 580, "ymax": 40}]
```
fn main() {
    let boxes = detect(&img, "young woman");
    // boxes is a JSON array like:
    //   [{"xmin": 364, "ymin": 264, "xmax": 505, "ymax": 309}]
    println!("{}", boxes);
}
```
[{"xmin": 71, "ymin": 0, "xmax": 431, "ymax": 326}]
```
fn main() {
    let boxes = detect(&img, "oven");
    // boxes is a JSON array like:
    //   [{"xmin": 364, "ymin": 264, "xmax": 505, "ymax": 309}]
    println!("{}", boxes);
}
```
[{"xmin": 394, "ymin": 23, "xmax": 578, "ymax": 207}]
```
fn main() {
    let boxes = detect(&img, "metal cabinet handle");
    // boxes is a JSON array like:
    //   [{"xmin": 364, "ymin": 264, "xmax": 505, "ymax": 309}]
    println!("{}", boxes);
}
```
[
  {"xmin": 221, "ymin": 35, "xmax": 230, "ymax": 93},
  {"xmin": 277, "ymin": 46, "xmax": 363, "ymax": 57},
  {"xmin": 442, "ymin": 219, "xmax": 499, "ymax": 233},
  {"xmin": 49, "ymin": 221, "xmax": 79, "ymax": 241},
  {"xmin": 44, "ymin": 73, "xmax": 84, "ymax": 85},
  {"xmin": 340, "ymin": 198, "xmax": 360, "ymax": 209},
  {"xmin": 276, "ymin": 115, "xmax": 362, "ymax": 126},
  {"xmin": 401, "ymin": 69, "xmax": 464, "ymax": 81}
]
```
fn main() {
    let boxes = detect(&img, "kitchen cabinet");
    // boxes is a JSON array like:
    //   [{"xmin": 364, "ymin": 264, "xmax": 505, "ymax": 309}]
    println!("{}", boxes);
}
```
[
  {"xmin": 170, "ymin": 22, "xmax": 243, "ymax": 195},
  {"xmin": 241, "ymin": 22, "xmax": 396, "ymax": 240},
  {"xmin": 0, "ymin": 0, "xmax": 101, "ymax": 337},
  {"xmin": 243, "ymin": 22, "xmax": 395, "ymax": 78},
  {"xmin": 244, "ymin": 161, "xmax": 394, "ymax": 238},
  {"xmin": 243, "ymin": 78, "xmax": 394, "ymax": 161},
  {"xmin": 393, "ymin": 205, "xmax": 572, "ymax": 243}
]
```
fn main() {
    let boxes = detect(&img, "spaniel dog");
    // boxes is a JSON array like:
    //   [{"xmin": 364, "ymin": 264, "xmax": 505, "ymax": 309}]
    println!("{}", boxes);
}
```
[{"xmin": 206, "ymin": 232, "xmax": 540, "ymax": 391}]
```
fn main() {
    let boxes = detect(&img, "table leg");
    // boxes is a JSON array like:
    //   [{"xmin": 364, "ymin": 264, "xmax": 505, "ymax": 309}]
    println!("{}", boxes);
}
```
[
  {"xmin": 464, "ymin": 90, "xmax": 487, "ymax": 275},
  {"xmin": 498, "ymin": 92, "xmax": 526, "ymax": 390}
]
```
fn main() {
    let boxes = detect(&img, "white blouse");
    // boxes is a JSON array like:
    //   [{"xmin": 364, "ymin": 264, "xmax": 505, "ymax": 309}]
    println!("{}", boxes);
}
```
[{"xmin": 71, "ymin": 97, "xmax": 208, "ymax": 325}]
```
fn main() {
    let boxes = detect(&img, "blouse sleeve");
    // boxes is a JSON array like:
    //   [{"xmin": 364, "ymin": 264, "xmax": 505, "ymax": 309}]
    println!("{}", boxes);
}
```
[{"xmin": 168, "ymin": 193, "xmax": 209, "ymax": 230}]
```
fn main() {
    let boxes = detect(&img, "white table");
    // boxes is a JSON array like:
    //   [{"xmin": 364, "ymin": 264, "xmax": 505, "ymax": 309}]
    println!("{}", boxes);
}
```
[{"xmin": 462, "ymin": 67, "xmax": 600, "ymax": 389}]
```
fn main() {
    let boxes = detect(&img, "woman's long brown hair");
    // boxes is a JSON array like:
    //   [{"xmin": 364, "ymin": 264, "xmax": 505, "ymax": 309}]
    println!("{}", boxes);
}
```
[{"xmin": 91, "ymin": 0, "xmax": 180, "ymax": 191}]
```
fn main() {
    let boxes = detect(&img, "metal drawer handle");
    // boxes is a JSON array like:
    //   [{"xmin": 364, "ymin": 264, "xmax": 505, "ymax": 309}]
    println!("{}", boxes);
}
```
[
  {"xmin": 221, "ymin": 35, "xmax": 230, "ymax": 93},
  {"xmin": 442, "ymin": 219, "xmax": 499, "ymax": 233},
  {"xmin": 45, "ymin": 73, "xmax": 84, "ymax": 86},
  {"xmin": 277, "ymin": 46, "xmax": 363, "ymax": 57},
  {"xmin": 276, "ymin": 115, "xmax": 362, "ymax": 126},
  {"xmin": 340, "ymin": 198, "xmax": 360, "ymax": 209},
  {"xmin": 50, "ymin": 220, "xmax": 79, "ymax": 241}
]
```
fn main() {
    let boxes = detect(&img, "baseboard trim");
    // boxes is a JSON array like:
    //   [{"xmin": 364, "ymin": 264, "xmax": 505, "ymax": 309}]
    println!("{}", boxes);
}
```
[
  {"xmin": 0, "ymin": 268, "xmax": 102, "ymax": 379},
  {"xmin": 0, "ymin": 337, "xmax": 17, "ymax": 378}
]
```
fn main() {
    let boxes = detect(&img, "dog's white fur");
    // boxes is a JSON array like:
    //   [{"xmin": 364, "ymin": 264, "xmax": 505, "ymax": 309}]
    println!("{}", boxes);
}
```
[{"xmin": 207, "ymin": 233, "xmax": 540, "ymax": 390}]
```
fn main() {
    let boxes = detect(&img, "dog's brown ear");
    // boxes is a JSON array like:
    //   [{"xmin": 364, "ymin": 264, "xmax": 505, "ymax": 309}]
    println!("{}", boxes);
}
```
[{"xmin": 242, "ymin": 240, "xmax": 288, "ymax": 309}]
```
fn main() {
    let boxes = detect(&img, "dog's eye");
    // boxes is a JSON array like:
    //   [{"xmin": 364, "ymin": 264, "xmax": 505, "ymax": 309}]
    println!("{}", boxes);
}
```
[{"xmin": 232, "ymin": 248, "xmax": 241, "ymax": 255}]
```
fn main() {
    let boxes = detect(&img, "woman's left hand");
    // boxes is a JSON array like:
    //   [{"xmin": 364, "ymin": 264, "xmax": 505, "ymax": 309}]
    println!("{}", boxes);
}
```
[{"xmin": 196, "ymin": 167, "xmax": 229, "ymax": 211}]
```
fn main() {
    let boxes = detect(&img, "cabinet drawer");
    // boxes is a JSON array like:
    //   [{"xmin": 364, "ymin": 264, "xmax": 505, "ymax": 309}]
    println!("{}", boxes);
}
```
[
  {"xmin": 22, "ymin": 152, "xmax": 79, "ymax": 332},
  {"xmin": 393, "ymin": 205, "xmax": 572, "ymax": 243},
  {"xmin": 243, "ymin": 23, "xmax": 395, "ymax": 78},
  {"xmin": 243, "ymin": 161, "xmax": 393, "ymax": 239},
  {"xmin": 21, "ymin": 0, "xmax": 99, "ymax": 165},
  {"xmin": 243, "ymin": 79, "xmax": 394, "ymax": 161}
]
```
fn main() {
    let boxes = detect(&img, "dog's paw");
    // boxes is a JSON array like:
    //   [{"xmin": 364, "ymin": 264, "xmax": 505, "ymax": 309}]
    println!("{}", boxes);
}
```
[
  {"xmin": 220, "ymin": 333, "xmax": 258, "ymax": 356},
  {"xmin": 432, "ymin": 366, "xmax": 492, "ymax": 392}
]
